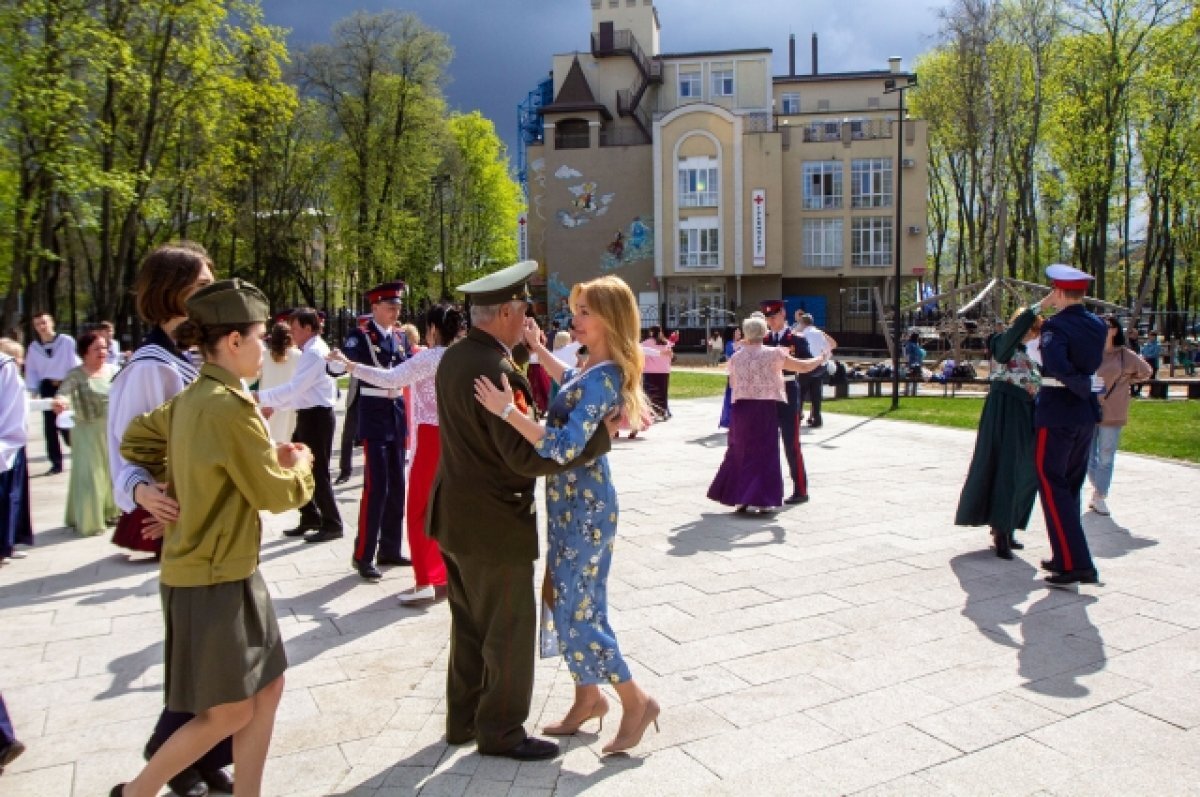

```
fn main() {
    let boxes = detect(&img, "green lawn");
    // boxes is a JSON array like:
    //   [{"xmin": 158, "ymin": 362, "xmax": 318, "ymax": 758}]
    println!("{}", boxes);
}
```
[
  {"xmin": 668, "ymin": 371, "xmax": 728, "ymax": 400},
  {"xmin": 824, "ymin": 396, "xmax": 1200, "ymax": 464}
]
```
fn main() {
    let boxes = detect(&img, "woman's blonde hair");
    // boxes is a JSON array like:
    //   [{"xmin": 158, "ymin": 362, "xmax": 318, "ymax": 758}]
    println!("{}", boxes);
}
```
[{"xmin": 570, "ymin": 276, "xmax": 649, "ymax": 430}]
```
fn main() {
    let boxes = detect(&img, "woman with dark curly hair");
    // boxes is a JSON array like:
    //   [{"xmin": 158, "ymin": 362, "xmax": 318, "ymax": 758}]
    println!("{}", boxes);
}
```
[{"xmin": 259, "ymin": 322, "xmax": 300, "ymax": 443}]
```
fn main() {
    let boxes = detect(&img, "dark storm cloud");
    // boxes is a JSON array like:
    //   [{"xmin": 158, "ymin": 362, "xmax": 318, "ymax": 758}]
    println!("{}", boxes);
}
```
[{"xmin": 260, "ymin": 0, "xmax": 946, "ymax": 153}]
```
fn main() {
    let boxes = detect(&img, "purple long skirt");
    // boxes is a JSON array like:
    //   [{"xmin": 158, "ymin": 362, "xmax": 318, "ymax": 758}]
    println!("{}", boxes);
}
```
[{"xmin": 707, "ymin": 399, "xmax": 783, "ymax": 508}]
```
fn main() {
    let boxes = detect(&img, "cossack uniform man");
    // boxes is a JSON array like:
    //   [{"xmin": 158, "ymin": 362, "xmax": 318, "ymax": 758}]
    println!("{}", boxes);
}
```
[
  {"xmin": 338, "ymin": 282, "xmax": 412, "ymax": 581},
  {"xmin": 761, "ymin": 300, "xmax": 811, "ymax": 504},
  {"xmin": 1034, "ymin": 264, "xmax": 1108, "ymax": 587}
]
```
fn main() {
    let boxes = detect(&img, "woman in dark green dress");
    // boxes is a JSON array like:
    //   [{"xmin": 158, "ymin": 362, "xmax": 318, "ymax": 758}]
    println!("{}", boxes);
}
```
[{"xmin": 955, "ymin": 306, "xmax": 1044, "ymax": 559}]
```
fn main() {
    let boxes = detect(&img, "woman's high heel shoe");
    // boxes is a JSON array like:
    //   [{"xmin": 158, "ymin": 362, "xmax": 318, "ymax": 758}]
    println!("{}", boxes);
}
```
[
  {"xmin": 110, "ymin": 786, "xmax": 126, "ymax": 797},
  {"xmin": 601, "ymin": 697, "xmax": 661, "ymax": 755},
  {"xmin": 543, "ymin": 696, "xmax": 610, "ymax": 736}
]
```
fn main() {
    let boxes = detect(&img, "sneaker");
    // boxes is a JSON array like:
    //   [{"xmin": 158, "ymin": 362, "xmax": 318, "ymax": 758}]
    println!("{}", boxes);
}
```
[
  {"xmin": 397, "ymin": 584, "xmax": 446, "ymax": 605},
  {"xmin": 1090, "ymin": 492, "xmax": 1110, "ymax": 516}
]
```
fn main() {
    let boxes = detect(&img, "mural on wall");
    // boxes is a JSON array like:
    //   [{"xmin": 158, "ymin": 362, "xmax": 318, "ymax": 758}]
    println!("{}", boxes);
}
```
[
  {"xmin": 551, "ymin": 162, "xmax": 617, "ymax": 229},
  {"xmin": 547, "ymin": 272, "xmax": 571, "ymax": 312},
  {"xmin": 600, "ymin": 216, "xmax": 655, "ymax": 272}
]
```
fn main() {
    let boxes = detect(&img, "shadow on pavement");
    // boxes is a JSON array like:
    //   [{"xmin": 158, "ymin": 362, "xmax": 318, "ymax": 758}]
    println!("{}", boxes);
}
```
[
  {"xmin": 686, "ymin": 432, "xmax": 729, "ymax": 449},
  {"xmin": 814, "ymin": 412, "xmax": 885, "ymax": 448},
  {"xmin": 326, "ymin": 738, "xmax": 641, "ymax": 796},
  {"xmin": 666, "ymin": 512, "xmax": 785, "ymax": 557}
]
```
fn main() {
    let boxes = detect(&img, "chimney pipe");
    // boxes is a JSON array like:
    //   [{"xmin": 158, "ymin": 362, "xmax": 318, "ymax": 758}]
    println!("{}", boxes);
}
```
[
  {"xmin": 789, "ymin": 34, "xmax": 796, "ymax": 77},
  {"xmin": 888, "ymin": 56, "xmax": 902, "ymax": 73},
  {"xmin": 811, "ymin": 32, "xmax": 819, "ymax": 75}
]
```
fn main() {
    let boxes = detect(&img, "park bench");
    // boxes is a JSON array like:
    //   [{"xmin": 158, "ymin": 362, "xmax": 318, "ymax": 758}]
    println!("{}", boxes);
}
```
[{"xmin": 1146, "ymin": 378, "xmax": 1200, "ymax": 400}]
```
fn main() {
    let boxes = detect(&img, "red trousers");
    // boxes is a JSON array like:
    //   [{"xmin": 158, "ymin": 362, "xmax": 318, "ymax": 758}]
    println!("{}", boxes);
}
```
[{"xmin": 407, "ymin": 424, "xmax": 447, "ymax": 587}]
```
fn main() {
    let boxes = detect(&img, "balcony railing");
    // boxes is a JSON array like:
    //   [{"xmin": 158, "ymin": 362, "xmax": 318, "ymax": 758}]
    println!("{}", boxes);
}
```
[{"xmin": 801, "ymin": 119, "xmax": 894, "ymax": 142}]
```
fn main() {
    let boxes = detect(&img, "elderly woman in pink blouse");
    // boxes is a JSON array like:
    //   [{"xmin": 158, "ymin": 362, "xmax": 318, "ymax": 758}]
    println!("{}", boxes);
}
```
[
  {"xmin": 329, "ymin": 305, "xmax": 464, "ymax": 604},
  {"xmin": 708, "ymin": 315, "xmax": 826, "ymax": 514}
]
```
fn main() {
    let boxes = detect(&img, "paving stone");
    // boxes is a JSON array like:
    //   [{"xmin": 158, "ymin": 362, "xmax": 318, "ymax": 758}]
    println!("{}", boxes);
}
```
[{"xmin": 4, "ymin": 394, "xmax": 1199, "ymax": 796}]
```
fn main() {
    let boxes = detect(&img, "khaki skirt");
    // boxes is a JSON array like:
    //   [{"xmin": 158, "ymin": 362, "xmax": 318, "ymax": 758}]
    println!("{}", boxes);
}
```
[{"xmin": 160, "ymin": 569, "xmax": 287, "ymax": 714}]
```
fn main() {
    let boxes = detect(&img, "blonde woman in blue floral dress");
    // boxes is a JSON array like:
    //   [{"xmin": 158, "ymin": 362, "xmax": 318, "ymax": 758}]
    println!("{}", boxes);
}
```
[{"xmin": 474, "ymin": 275, "xmax": 660, "ymax": 756}]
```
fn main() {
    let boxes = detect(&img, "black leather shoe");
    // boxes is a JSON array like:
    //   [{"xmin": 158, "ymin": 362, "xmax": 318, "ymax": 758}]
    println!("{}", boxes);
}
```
[
  {"xmin": 807, "ymin": 420, "xmax": 823, "ymax": 428},
  {"xmin": 446, "ymin": 730, "xmax": 476, "ymax": 745},
  {"xmin": 352, "ymin": 559, "xmax": 382, "ymax": 581},
  {"xmin": 1040, "ymin": 559, "xmax": 1063, "ymax": 574},
  {"xmin": 784, "ymin": 492, "xmax": 809, "ymax": 505},
  {"xmin": 283, "ymin": 525, "xmax": 318, "ymax": 538},
  {"xmin": 377, "ymin": 555, "xmax": 412, "ymax": 567},
  {"xmin": 334, "ymin": 472, "xmax": 351, "ymax": 486},
  {"xmin": 200, "ymin": 768, "xmax": 234, "ymax": 794},
  {"xmin": 43, "ymin": 467, "xmax": 63, "ymax": 476},
  {"xmin": 0, "ymin": 739, "xmax": 26, "ymax": 771},
  {"xmin": 1009, "ymin": 535, "xmax": 1025, "ymax": 550},
  {"xmin": 487, "ymin": 736, "xmax": 560, "ymax": 761},
  {"xmin": 1045, "ymin": 569, "xmax": 1099, "ymax": 587},
  {"xmin": 303, "ymin": 529, "xmax": 344, "ymax": 544},
  {"xmin": 992, "ymin": 529, "xmax": 1012, "ymax": 560},
  {"xmin": 167, "ymin": 767, "xmax": 209, "ymax": 797}
]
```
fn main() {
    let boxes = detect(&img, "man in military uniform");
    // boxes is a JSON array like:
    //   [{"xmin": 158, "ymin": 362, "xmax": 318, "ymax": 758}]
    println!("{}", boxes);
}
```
[
  {"xmin": 428, "ymin": 261, "xmax": 615, "ymax": 761},
  {"xmin": 762, "ymin": 300, "xmax": 811, "ymax": 504},
  {"xmin": 1035, "ymin": 264, "xmax": 1108, "ymax": 587},
  {"xmin": 338, "ymin": 282, "xmax": 412, "ymax": 581}
]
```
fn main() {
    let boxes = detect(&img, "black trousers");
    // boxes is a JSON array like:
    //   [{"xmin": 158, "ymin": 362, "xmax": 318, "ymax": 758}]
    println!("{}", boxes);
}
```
[
  {"xmin": 148, "ymin": 708, "xmax": 233, "ymax": 772},
  {"xmin": 338, "ymin": 397, "xmax": 358, "ymax": 475},
  {"xmin": 798, "ymin": 374, "xmax": 824, "ymax": 423},
  {"xmin": 293, "ymin": 406, "xmax": 341, "ymax": 532},
  {"xmin": 1035, "ymin": 425, "xmax": 1096, "ymax": 573},
  {"xmin": 38, "ymin": 379, "xmax": 69, "ymax": 470},
  {"xmin": 443, "ymin": 551, "xmax": 535, "ymax": 754},
  {"xmin": 0, "ymin": 692, "xmax": 15, "ymax": 746},
  {"xmin": 777, "ymin": 384, "xmax": 807, "ymax": 496},
  {"xmin": 354, "ymin": 438, "xmax": 404, "ymax": 563}
]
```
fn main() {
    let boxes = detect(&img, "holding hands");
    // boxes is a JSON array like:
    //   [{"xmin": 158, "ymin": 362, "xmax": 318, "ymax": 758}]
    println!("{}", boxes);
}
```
[
  {"xmin": 326, "ymin": 349, "xmax": 353, "ymax": 374},
  {"xmin": 276, "ymin": 441, "xmax": 313, "ymax": 470},
  {"xmin": 134, "ymin": 481, "xmax": 180, "ymax": 525}
]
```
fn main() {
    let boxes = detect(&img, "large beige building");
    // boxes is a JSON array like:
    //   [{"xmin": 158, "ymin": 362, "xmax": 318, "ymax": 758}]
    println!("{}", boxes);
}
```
[{"xmin": 520, "ymin": 0, "xmax": 927, "ymax": 344}]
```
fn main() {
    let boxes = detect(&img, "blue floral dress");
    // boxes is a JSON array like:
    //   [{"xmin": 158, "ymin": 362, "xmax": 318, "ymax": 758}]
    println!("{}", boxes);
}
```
[{"xmin": 535, "ymin": 362, "xmax": 631, "ymax": 685}]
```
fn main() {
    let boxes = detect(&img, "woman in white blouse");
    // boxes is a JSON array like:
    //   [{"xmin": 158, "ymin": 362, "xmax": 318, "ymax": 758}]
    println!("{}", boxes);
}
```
[
  {"xmin": 329, "ymin": 304, "xmax": 464, "ymax": 604},
  {"xmin": 258, "ymin": 322, "xmax": 301, "ymax": 443}
]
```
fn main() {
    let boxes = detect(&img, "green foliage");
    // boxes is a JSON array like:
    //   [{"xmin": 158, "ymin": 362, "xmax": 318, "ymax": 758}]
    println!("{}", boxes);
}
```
[{"xmin": 0, "ymin": 3, "xmax": 521, "ymax": 333}]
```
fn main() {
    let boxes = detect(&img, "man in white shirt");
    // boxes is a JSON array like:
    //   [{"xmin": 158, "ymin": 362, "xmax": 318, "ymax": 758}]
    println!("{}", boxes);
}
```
[
  {"xmin": 1, "ymin": 343, "xmax": 35, "ymax": 562},
  {"xmin": 257, "ymin": 307, "xmax": 343, "ymax": 542},
  {"xmin": 24, "ymin": 313, "xmax": 80, "ymax": 475},
  {"xmin": 796, "ymin": 313, "xmax": 837, "ymax": 428}
]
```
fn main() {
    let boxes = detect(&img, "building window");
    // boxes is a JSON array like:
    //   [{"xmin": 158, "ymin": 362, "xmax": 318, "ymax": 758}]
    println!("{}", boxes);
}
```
[
  {"xmin": 711, "ymin": 69, "xmax": 734, "ymax": 97},
  {"xmin": 802, "ymin": 219, "xmax": 843, "ymax": 268},
  {"xmin": 667, "ymin": 281, "xmax": 728, "ymax": 328},
  {"xmin": 851, "ymin": 217, "xmax": 892, "ymax": 266},
  {"xmin": 554, "ymin": 118, "xmax": 590, "ymax": 150},
  {"xmin": 678, "ymin": 157, "xmax": 719, "ymax": 207},
  {"xmin": 781, "ymin": 93, "xmax": 800, "ymax": 114},
  {"xmin": 851, "ymin": 158, "xmax": 892, "ymax": 208},
  {"xmin": 679, "ymin": 70, "xmax": 701, "ymax": 99},
  {"xmin": 803, "ymin": 161, "xmax": 842, "ymax": 210},
  {"xmin": 679, "ymin": 219, "xmax": 720, "ymax": 269},
  {"xmin": 848, "ymin": 284, "xmax": 873, "ymax": 315}
]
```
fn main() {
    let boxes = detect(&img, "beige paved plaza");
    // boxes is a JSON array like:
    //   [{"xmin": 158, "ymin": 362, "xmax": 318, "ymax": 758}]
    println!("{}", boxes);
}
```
[{"xmin": 3, "ymin": 394, "xmax": 1199, "ymax": 796}]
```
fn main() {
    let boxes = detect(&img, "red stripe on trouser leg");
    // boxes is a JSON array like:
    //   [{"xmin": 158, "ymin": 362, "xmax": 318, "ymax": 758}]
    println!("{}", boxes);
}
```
[
  {"xmin": 794, "ymin": 419, "xmax": 807, "ymax": 496},
  {"xmin": 1035, "ymin": 427, "xmax": 1073, "ymax": 571},
  {"xmin": 355, "ymin": 449, "xmax": 372, "ymax": 561}
]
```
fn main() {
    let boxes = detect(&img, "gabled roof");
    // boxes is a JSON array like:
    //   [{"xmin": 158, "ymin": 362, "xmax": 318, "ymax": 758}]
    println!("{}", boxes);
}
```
[{"xmin": 539, "ymin": 56, "xmax": 612, "ymax": 120}]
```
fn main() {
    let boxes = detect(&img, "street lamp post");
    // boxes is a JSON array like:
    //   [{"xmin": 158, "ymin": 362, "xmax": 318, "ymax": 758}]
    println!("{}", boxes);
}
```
[
  {"xmin": 884, "ymin": 71, "xmax": 917, "ymax": 410},
  {"xmin": 431, "ymin": 174, "xmax": 450, "ymax": 299}
]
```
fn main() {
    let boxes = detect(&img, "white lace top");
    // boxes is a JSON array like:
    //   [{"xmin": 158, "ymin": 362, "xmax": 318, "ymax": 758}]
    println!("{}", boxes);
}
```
[
  {"xmin": 352, "ymin": 345, "xmax": 446, "ymax": 427},
  {"xmin": 728, "ymin": 343, "xmax": 788, "ymax": 402}
]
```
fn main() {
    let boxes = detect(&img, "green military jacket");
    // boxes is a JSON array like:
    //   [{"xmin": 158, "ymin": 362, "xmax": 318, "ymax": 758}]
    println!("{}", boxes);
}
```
[
  {"xmin": 122, "ymin": 363, "xmax": 315, "ymax": 587},
  {"xmin": 428, "ymin": 326, "xmax": 612, "ymax": 563}
]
